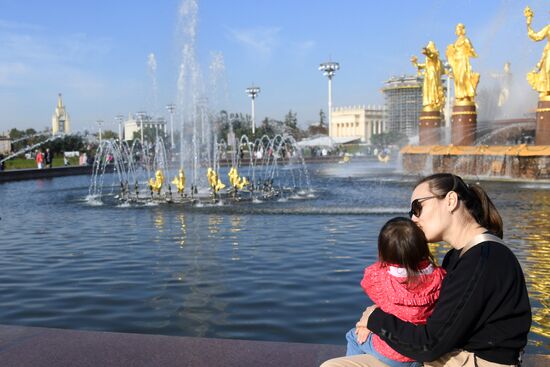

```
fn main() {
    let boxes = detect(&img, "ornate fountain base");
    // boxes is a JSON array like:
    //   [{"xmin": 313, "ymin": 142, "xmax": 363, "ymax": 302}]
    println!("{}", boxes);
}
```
[
  {"xmin": 536, "ymin": 99, "xmax": 550, "ymax": 145},
  {"xmin": 400, "ymin": 145, "xmax": 550, "ymax": 180},
  {"xmin": 419, "ymin": 110, "xmax": 442, "ymax": 145},
  {"xmin": 452, "ymin": 103, "xmax": 477, "ymax": 146}
]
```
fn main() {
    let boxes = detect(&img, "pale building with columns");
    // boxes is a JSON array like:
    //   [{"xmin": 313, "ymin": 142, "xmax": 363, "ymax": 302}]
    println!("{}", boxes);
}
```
[
  {"xmin": 52, "ymin": 93, "xmax": 71, "ymax": 134},
  {"xmin": 331, "ymin": 105, "xmax": 387, "ymax": 143},
  {"xmin": 124, "ymin": 113, "xmax": 167, "ymax": 142}
]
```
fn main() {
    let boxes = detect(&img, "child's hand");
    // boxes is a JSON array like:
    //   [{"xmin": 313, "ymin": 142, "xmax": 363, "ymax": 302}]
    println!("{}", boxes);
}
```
[{"xmin": 355, "ymin": 326, "xmax": 371, "ymax": 344}]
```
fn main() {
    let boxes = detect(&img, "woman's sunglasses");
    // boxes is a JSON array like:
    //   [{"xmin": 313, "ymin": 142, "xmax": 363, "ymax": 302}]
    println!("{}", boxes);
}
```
[{"xmin": 408, "ymin": 195, "xmax": 442, "ymax": 218}]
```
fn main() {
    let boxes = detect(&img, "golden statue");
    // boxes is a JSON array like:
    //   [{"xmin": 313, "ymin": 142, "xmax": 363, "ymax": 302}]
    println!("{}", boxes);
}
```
[
  {"xmin": 228, "ymin": 167, "xmax": 249, "ymax": 190},
  {"xmin": 446, "ymin": 23, "xmax": 480, "ymax": 104},
  {"xmin": 411, "ymin": 41, "xmax": 447, "ymax": 111},
  {"xmin": 524, "ymin": 6, "xmax": 550, "ymax": 100},
  {"xmin": 171, "ymin": 169, "xmax": 186, "ymax": 194},
  {"xmin": 148, "ymin": 170, "xmax": 164, "ymax": 194},
  {"xmin": 207, "ymin": 167, "xmax": 226, "ymax": 194}
]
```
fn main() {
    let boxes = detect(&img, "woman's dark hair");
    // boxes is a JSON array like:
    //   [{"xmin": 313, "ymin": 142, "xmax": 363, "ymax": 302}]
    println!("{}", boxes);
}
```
[
  {"xmin": 378, "ymin": 217, "xmax": 434, "ymax": 285},
  {"xmin": 417, "ymin": 173, "xmax": 503, "ymax": 238}
]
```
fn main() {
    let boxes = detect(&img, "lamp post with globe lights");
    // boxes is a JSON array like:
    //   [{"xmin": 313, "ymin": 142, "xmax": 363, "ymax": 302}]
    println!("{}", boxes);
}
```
[
  {"xmin": 115, "ymin": 114, "xmax": 124, "ymax": 142},
  {"xmin": 166, "ymin": 104, "xmax": 176, "ymax": 149},
  {"xmin": 318, "ymin": 61, "xmax": 340, "ymax": 139},
  {"xmin": 246, "ymin": 86, "xmax": 260, "ymax": 135},
  {"xmin": 136, "ymin": 111, "xmax": 147, "ymax": 146},
  {"xmin": 97, "ymin": 120, "xmax": 104, "ymax": 144}
]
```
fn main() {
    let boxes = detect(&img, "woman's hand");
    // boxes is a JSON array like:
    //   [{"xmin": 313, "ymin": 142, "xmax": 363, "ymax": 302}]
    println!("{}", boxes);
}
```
[
  {"xmin": 354, "ymin": 305, "xmax": 378, "ymax": 344},
  {"xmin": 355, "ymin": 326, "xmax": 371, "ymax": 344},
  {"xmin": 356, "ymin": 305, "xmax": 378, "ymax": 328}
]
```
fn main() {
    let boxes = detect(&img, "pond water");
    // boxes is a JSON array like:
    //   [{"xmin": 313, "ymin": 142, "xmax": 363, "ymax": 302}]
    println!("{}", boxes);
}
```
[{"xmin": 0, "ymin": 160, "xmax": 548, "ymax": 354}]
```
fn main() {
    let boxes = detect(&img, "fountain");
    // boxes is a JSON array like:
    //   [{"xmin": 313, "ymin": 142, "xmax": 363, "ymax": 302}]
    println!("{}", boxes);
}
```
[
  {"xmin": 87, "ymin": 133, "xmax": 312, "ymax": 206},
  {"xmin": 84, "ymin": 0, "xmax": 312, "ymax": 206},
  {"xmin": 401, "ymin": 11, "xmax": 550, "ymax": 180}
]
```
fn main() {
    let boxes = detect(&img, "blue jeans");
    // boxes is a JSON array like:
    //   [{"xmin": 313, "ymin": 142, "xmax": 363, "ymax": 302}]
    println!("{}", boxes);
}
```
[{"xmin": 346, "ymin": 328, "xmax": 421, "ymax": 367}]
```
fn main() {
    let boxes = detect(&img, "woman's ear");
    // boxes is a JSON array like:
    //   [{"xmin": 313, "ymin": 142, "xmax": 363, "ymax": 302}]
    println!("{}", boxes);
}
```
[{"xmin": 446, "ymin": 191, "xmax": 459, "ymax": 213}]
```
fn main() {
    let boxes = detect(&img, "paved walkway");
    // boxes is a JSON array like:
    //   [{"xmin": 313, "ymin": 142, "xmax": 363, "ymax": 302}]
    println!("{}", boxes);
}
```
[{"xmin": 0, "ymin": 324, "xmax": 547, "ymax": 367}]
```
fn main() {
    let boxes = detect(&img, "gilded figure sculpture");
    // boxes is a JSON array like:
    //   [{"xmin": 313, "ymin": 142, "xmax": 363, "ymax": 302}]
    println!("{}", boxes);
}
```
[
  {"xmin": 411, "ymin": 41, "xmax": 447, "ymax": 111},
  {"xmin": 524, "ymin": 6, "xmax": 550, "ymax": 100},
  {"xmin": 171, "ymin": 169, "xmax": 186, "ymax": 194},
  {"xmin": 148, "ymin": 170, "xmax": 164, "ymax": 194},
  {"xmin": 446, "ymin": 23, "xmax": 480, "ymax": 104}
]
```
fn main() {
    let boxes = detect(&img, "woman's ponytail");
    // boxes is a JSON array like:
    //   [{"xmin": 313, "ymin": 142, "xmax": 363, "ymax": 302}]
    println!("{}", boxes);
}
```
[{"xmin": 468, "ymin": 184, "xmax": 503, "ymax": 238}]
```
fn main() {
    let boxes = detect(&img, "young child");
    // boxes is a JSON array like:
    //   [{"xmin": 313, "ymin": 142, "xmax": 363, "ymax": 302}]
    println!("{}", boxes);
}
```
[{"xmin": 346, "ymin": 217, "xmax": 446, "ymax": 367}]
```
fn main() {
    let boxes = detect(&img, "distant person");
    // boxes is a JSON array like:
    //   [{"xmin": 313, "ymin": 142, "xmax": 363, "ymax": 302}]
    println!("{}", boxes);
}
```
[
  {"xmin": 35, "ymin": 150, "xmax": 44, "ymax": 169},
  {"xmin": 79, "ymin": 152, "xmax": 86, "ymax": 166},
  {"xmin": 86, "ymin": 153, "xmax": 94, "ymax": 166},
  {"xmin": 0, "ymin": 154, "xmax": 5, "ymax": 171},
  {"xmin": 63, "ymin": 155, "xmax": 69, "ymax": 166},
  {"xmin": 44, "ymin": 148, "xmax": 52, "ymax": 168},
  {"xmin": 344, "ymin": 217, "xmax": 445, "ymax": 367}
]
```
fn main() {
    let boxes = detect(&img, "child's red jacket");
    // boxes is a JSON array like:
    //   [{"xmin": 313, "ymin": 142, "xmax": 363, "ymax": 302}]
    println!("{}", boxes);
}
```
[{"xmin": 361, "ymin": 261, "xmax": 446, "ymax": 362}]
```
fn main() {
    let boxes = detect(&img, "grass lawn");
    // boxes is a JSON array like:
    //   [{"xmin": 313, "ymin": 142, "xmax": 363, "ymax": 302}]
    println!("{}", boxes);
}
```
[{"xmin": 3, "ymin": 157, "xmax": 80, "ymax": 170}]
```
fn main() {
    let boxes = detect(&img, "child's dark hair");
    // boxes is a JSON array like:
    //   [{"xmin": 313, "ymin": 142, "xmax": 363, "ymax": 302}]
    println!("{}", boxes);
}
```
[{"xmin": 378, "ymin": 217, "xmax": 434, "ymax": 284}]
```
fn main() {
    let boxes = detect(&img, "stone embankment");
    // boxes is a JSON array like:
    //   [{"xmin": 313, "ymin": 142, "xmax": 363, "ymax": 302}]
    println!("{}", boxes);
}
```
[{"xmin": 0, "ymin": 324, "xmax": 546, "ymax": 367}]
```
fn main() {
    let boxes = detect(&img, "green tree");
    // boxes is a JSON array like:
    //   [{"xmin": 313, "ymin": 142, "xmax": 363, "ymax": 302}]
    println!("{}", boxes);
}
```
[
  {"xmin": 132, "ymin": 127, "xmax": 162, "ymax": 144},
  {"xmin": 284, "ymin": 110, "xmax": 298, "ymax": 130},
  {"xmin": 45, "ymin": 134, "xmax": 86, "ymax": 155},
  {"xmin": 9, "ymin": 128, "xmax": 48, "ymax": 152},
  {"xmin": 256, "ymin": 117, "xmax": 275, "ymax": 137},
  {"xmin": 283, "ymin": 109, "xmax": 305, "ymax": 139},
  {"xmin": 319, "ymin": 109, "xmax": 326, "ymax": 127},
  {"xmin": 101, "ymin": 130, "xmax": 119, "ymax": 140}
]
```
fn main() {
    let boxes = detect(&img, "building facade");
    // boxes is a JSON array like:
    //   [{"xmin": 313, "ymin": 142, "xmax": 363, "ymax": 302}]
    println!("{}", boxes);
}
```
[
  {"xmin": 124, "ymin": 113, "xmax": 167, "ymax": 142},
  {"xmin": 381, "ymin": 75, "xmax": 422, "ymax": 138},
  {"xmin": 0, "ymin": 135, "xmax": 11, "ymax": 155},
  {"xmin": 52, "ymin": 93, "xmax": 71, "ymax": 134},
  {"xmin": 331, "ymin": 105, "xmax": 386, "ymax": 143}
]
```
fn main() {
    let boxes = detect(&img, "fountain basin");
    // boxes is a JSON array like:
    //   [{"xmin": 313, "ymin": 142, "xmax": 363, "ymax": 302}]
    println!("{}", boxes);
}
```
[{"xmin": 401, "ymin": 145, "xmax": 550, "ymax": 180}]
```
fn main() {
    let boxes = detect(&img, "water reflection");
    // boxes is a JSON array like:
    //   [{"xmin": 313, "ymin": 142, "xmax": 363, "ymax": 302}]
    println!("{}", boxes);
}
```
[
  {"xmin": 229, "ymin": 215, "xmax": 241, "ymax": 261},
  {"xmin": 153, "ymin": 209, "xmax": 165, "ymax": 233},
  {"xmin": 208, "ymin": 215, "xmax": 223, "ymax": 235},
  {"xmin": 510, "ymin": 190, "xmax": 550, "ymax": 344},
  {"xmin": 178, "ymin": 213, "xmax": 187, "ymax": 248}
]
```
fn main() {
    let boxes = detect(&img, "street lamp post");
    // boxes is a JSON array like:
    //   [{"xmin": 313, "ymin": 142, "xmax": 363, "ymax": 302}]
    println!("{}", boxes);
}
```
[
  {"xmin": 166, "ymin": 104, "xmax": 176, "ymax": 149},
  {"xmin": 115, "ymin": 114, "xmax": 124, "ymax": 142},
  {"xmin": 136, "ymin": 111, "xmax": 146, "ymax": 146},
  {"xmin": 246, "ymin": 86, "xmax": 260, "ymax": 135},
  {"xmin": 319, "ymin": 61, "xmax": 340, "ymax": 139},
  {"xmin": 97, "ymin": 120, "xmax": 104, "ymax": 144}
]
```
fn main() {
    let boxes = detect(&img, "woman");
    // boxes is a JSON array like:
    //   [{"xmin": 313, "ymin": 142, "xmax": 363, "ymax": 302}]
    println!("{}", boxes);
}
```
[
  {"xmin": 411, "ymin": 41, "xmax": 446, "ymax": 111},
  {"xmin": 322, "ymin": 173, "xmax": 531, "ymax": 367},
  {"xmin": 525, "ymin": 6, "xmax": 550, "ymax": 99},
  {"xmin": 446, "ymin": 23, "xmax": 479, "ymax": 103}
]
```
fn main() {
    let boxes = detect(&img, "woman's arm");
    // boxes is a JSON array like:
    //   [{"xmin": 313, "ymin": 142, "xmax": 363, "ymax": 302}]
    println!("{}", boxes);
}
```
[
  {"xmin": 465, "ymin": 38, "xmax": 478, "ymax": 58},
  {"xmin": 366, "ymin": 252, "xmax": 486, "ymax": 362},
  {"xmin": 527, "ymin": 24, "xmax": 549, "ymax": 42}
]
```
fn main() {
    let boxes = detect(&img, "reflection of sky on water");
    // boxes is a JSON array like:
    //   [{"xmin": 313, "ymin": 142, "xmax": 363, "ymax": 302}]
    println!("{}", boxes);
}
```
[{"xmin": 0, "ymin": 162, "xmax": 548, "ymax": 353}]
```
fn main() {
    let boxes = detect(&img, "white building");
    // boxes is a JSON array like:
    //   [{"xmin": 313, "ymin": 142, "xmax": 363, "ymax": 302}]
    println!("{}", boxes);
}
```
[
  {"xmin": 124, "ymin": 113, "xmax": 167, "ymax": 142},
  {"xmin": 331, "ymin": 105, "xmax": 387, "ymax": 143},
  {"xmin": 0, "ymin": 135, "xmax": 11, "ymax": 155},
  {"xmin": 52, "ymin": 93, "xmax": 71, "ymax": 134}
]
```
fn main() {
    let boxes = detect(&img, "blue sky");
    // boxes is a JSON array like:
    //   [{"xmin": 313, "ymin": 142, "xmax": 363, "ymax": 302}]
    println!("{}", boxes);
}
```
[{"xmin": 0, "ymin": 0, "xmax": 547, "ymax": 133}]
